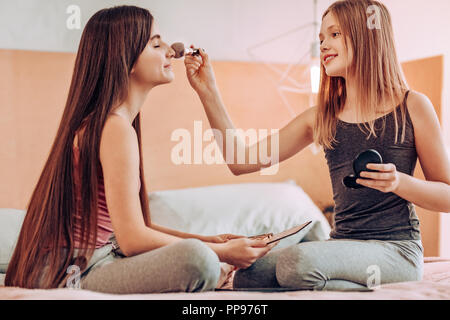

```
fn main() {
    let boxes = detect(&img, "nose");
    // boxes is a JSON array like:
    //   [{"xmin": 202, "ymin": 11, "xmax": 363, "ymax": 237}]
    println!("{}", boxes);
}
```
[
  {"xmin": 320, "ymin": 41, "xmax": 329, "ymax": 53},
  {"xmin": 320, "ymin": 43, "xmax": 330, "ymax": 62}
]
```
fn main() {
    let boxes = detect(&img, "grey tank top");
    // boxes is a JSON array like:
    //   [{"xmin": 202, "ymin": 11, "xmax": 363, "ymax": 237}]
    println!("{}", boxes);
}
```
[{"xmin": 324, "ymin": 90, "xmax": 421, "ymax": 241}]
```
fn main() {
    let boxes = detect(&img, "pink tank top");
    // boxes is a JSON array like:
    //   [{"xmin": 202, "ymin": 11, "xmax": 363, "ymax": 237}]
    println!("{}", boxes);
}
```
[{"xmin": 72, "ymin": 144, "xmax": 114, "ymax": 249}]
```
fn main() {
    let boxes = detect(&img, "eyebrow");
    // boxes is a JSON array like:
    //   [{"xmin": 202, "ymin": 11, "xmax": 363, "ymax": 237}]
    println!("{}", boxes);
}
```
[
  {"xmin": 150, "ymin": 34, "xmax": 161, "ymax": 40},
  {"xmin": 319, "ymin": 25, "xmax": 339, "ymax": 37}
]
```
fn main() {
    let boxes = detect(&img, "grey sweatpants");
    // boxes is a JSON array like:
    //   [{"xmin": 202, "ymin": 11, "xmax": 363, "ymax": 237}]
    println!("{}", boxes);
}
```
[
  {"xmin": 234, "ymin": 238, "xmax": 424, "ymax": 291},
  {"xmin": 77, "ymin": 238, "xmax": 221, "ymax": 294}
]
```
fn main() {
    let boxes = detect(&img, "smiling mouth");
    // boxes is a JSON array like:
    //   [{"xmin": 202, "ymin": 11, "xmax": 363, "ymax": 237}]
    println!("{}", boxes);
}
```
[{"xmin": 324, "ymin": 55, "xmax": 338, "ymax": 64}]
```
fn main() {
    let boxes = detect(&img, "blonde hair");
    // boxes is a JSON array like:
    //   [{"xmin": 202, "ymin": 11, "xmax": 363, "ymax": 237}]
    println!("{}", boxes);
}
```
[{"xmin": 314, "ymin": 0, "xmax": 409, "ymax": 149}]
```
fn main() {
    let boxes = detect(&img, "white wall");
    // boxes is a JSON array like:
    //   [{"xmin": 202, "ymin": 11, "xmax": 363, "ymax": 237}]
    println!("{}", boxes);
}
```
[{"xmin": 0, "ymin": 0, "xmax": 334, "ymax": 61}]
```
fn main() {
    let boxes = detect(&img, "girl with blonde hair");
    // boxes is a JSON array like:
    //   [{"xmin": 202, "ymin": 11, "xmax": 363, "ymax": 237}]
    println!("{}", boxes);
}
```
[{"xmin": 185, "ymin": 0, "xmax": 450, "ymax": 290}]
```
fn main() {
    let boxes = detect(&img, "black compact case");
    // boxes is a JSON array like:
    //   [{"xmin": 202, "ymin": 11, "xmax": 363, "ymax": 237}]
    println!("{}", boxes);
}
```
[{"xmin": 342, "ymin": 149, "xmax": 383, "ymax": 189}]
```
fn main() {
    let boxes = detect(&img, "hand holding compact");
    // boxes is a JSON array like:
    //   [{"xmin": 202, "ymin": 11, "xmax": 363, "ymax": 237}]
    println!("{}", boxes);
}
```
[
  {"xmin": 356, "ymin": 162, "xmax": 401, "ymax": 193},
  {"xmin": 342, "ymin": 149, "xmax": 383, "ymax": 189},
  {"xmin": 343, "ymin": 149, "xmax": 400, "ymax": 193}
]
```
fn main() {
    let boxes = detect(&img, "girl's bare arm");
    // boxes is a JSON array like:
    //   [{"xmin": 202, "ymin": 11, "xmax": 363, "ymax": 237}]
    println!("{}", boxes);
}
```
[
  {"xmin": 185, "ymin": 49, "xmax": 316, "ymax": 176},
  {"xmin": 396, "ymin": 91, "xmax": 450, "ymax": 212}
]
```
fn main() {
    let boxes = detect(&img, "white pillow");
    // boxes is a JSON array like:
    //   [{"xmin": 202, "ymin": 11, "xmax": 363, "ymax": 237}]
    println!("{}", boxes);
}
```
[
  {"xmin": 0, "ymin": 208, "xmax": 26, "ymax": 273},
  {"xmin": 149, "ymin": 181, "xmax": 331, "ymax": 248}
]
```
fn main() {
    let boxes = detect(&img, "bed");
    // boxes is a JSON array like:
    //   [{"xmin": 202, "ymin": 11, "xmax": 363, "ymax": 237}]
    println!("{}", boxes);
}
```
[
  {"xmin": 1, "ymin": 258, "xmax": 450, "ymax": 300},
  {"xmin": 1, "ymin": 181, "xmax": 450, "ymax": 300}
]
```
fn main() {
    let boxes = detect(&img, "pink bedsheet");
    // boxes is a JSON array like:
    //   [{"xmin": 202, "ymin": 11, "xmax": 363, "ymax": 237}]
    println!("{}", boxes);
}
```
[{"xmin": 1, "ymin": 258, "xmax": 449, "ymax": 300}]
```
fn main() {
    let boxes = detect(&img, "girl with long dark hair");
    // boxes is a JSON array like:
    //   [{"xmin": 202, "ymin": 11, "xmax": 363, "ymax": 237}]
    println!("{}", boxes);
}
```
[{"xmin": 5, "ymin": 5, "xmax": 277, "ymax": 293}]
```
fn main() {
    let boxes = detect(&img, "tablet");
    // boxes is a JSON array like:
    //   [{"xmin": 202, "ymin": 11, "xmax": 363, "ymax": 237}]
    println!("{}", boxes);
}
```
[{"xmin": 249, "ymin": 221, "xmax": 312, "ymax": 244}]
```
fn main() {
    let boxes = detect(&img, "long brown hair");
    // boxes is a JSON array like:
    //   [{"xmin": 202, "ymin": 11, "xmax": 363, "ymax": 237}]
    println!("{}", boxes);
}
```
[
  {"xmin": 5, "ymin": 5, "xmax": 153, "ymax": 289},
  {"xmin": 314, "ymin": 0, "xmax": 409, "ymax": 149}
]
